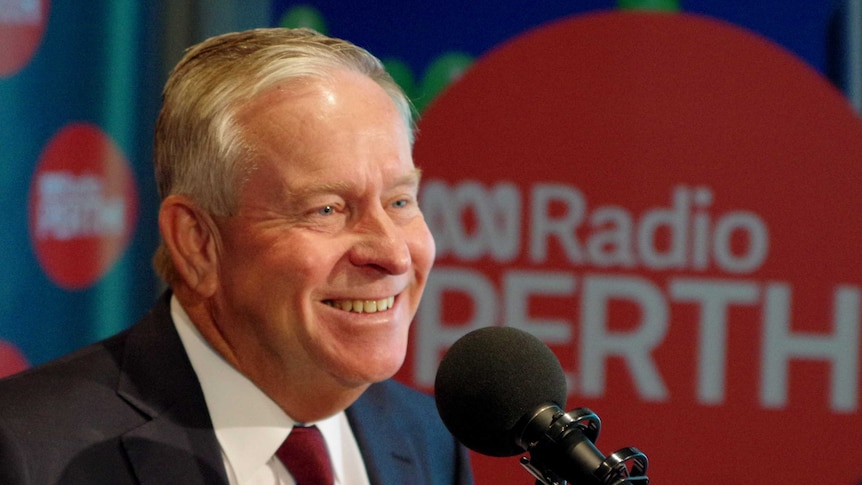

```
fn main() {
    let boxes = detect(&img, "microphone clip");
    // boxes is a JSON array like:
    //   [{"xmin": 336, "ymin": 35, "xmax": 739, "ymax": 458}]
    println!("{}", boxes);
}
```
[{"xmin": 517, "ymin": 407, "xmax": 649, "ymax": 485}]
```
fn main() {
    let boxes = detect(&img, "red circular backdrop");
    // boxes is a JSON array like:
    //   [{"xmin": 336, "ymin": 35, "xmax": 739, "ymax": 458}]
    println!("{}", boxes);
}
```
[{"xmin": 397, "ymin": 11, "xmax": 862, "ymax": 485}]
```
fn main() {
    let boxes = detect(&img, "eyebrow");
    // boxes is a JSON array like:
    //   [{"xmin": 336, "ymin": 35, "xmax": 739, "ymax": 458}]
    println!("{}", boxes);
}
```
[
  {"xmin": 397, "ymin": 168, "xmax": 424, "ymax": 188},
  {"xmin": 286, "ymin": 168, "xmax": 424, "ymax": 200}
]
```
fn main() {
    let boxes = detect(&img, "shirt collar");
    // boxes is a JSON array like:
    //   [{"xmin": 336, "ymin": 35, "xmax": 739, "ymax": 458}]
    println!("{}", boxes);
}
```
[{"xmin": 170, "ymin": 295, "xmax": 345, "ymax": 484}]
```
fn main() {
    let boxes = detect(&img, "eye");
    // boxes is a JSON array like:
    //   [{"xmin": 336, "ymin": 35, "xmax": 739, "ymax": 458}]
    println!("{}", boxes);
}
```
[
  {"xmin": 392, "ymin": 199, "xmax": 408, "ymax": 209},
  {"xmin": 317, "ymin": 205, "xmax": 335, "ymax": 216}
]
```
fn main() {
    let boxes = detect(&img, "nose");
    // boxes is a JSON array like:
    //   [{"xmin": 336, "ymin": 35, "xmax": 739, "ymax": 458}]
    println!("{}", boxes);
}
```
[{"xmin": 349, "ymin": 206, "xmax": 411, "ymax": 275}]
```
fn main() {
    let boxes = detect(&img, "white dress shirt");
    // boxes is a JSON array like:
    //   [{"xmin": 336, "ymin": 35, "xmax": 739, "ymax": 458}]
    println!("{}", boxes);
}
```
[{"xmin": 171, "ymin": 296, "xmax": 371, "ymax": 485}]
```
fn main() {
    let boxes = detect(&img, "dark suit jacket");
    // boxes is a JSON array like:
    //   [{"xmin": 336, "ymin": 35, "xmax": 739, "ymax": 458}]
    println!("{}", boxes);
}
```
[{"xmin": 0, "ymin": 293, "xmax": 473, "ymax": 484}]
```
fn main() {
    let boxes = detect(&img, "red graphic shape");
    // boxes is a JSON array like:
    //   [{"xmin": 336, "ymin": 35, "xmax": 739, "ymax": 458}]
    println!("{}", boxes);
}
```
[
  {"xmin": 28, "ymin": 123, "xmax": 138, "ymax": 290},
  {"xmin": 0, "ymin": 341, "xmax": 29, "ymax": 378},
  {"xmin": 0, "ymin": 0, "xmax": 50, "ymax": 77},
  {"xmin": 402, "ymin": 11, "xmax": 862, "ymax": 485}
]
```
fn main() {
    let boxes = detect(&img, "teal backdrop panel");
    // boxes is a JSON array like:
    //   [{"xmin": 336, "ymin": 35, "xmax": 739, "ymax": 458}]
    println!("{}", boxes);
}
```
[{"xmin": 0, "ymin": 1, "xmax": 163, "ymax": 371}]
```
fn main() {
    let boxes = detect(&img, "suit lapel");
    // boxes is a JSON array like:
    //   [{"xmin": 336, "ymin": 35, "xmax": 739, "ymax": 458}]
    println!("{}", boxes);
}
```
[
  {"xmin": 347, "ymin": 383, "xmax": 424, "ymax": 485},
  {"xmin": 116, "ymin": 293, "xmax": 229, "ymax": 485},
  {"xmin": 122, "ymin": 411, "xmax": 227, "ymax": 485}
]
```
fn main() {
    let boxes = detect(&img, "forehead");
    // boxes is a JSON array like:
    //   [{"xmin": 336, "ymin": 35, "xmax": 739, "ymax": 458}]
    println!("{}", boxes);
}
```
[
  {"xmin": 237, "ymin": 69, "xmax": 408, "ymax": 147},
  {"xmin": 234, "ymin": 69, "xmax": 415, "ymax": 199},
  {"xmin": 236, "ymin": 67, "xmax": 404, "ymax": 126}
]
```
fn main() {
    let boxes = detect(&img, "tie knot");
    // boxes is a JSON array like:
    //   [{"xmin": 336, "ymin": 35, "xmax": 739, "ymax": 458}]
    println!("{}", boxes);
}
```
[{"xmin": 276, "ymin": 425, "xmax": 334, "ymax": 485}]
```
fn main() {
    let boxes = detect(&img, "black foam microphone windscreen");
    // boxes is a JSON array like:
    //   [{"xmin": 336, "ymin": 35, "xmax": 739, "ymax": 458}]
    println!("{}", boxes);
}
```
[{"xmin": 434, "ymin": 326, "xmax": 568, "ymax": 457}]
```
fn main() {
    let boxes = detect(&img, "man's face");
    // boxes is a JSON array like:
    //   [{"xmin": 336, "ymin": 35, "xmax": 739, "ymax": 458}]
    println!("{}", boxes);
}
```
[{"xmin": 209, "ymin": 69, "xmax": 434, "ymax": 391}]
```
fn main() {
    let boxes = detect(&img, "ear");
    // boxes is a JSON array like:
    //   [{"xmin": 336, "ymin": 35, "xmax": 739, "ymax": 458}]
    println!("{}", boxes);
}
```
[{"xmin": 158, "ymin": 195, "xmax": 220, "ymax": 297}]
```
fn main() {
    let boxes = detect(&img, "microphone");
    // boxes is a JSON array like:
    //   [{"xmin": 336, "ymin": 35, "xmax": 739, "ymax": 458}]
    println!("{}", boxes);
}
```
[{"xmin": 434, "ymin": 326, "xmax": 649, "ymax": 485}]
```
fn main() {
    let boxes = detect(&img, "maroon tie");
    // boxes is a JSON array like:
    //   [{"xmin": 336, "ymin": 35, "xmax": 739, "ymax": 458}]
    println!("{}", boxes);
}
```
[{"xmin": 276, "ymin": 425, "xmax": 334, "ymax": 485}]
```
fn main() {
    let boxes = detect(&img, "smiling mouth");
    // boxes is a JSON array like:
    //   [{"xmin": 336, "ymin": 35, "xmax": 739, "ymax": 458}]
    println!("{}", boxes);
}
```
[{"xmin": 323, "ymin": 296, "xmax": 396, "ymax": 313}]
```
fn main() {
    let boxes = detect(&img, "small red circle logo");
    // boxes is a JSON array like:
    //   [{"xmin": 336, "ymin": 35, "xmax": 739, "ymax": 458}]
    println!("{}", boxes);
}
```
[
  {"xmin": 0, "ymin": 341, "xmax": 28, "ymax": 378},
  {"xmin": 28, "ymin": 123, "xmax": 138, "ymax": 290},
  {"xmin": 0, "ymin": 0, "xmax": 50, "ymax": 77}
]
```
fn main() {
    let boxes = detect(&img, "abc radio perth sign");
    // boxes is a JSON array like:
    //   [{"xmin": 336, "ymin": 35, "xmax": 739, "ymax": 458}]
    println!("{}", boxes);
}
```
[{"xmin": 395, "ymin": 11, "xmax": 862, "ymax": 485}]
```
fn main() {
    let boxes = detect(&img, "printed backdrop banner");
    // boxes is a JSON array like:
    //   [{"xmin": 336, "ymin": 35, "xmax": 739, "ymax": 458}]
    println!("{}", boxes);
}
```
[
  {"xmin": 0, "ymin": 1, "xmax": 163, "ymax": 370},
  {"xmin": 270, "ymin": 1, "xmax": 861, "ymax": 484},
  {"xmin": 398, "ymin": 9, "xmax": 862, "ymax": 485},
  {"xmin": 0, "ymin": 1, "xmax": 858, "ymax": 484}
]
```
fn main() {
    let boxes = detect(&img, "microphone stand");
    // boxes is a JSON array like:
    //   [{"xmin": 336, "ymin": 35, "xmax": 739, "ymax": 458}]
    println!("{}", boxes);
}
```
[{"xmin": 516, "ymin": 406, "xmax": 649, "ymax": 485}]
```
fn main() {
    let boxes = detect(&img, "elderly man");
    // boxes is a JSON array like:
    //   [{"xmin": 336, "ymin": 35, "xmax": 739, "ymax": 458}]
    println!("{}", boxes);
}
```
[{"xmin": 0, "ymin": 28, "xmax": 473, "ymax": 485}]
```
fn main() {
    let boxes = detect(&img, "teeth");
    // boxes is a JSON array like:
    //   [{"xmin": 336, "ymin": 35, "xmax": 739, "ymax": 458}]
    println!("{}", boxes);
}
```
[{"xmin": 326, "ymin": 296, "xmax": 395, "ymax": 314}]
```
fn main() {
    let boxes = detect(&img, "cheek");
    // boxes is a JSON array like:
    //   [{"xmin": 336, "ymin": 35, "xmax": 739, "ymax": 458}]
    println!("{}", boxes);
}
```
[
  {"xmin": 411, "ymin": 220, "xmax": 437, "ymax": 277},
  {"xmin": 259, "ymin": 233, "xmax": 337, "ymax": 276},
  {"xmin": 287, "ymin": 238, "xmax": 349, "ymax": 286},
  {"xmin": 217, "ymin": 235, "xmax": 315, "ymax": 309}
]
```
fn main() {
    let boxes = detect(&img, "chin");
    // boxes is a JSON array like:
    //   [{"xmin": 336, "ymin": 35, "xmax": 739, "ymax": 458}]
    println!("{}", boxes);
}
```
[{"xmin": 334, "ymin": 351, "xmax": 406, "ymax": 387}]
